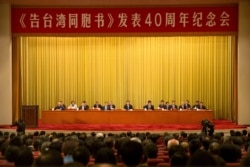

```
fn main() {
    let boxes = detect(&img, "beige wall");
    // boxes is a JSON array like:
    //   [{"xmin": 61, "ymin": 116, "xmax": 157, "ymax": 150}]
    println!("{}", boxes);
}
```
[
  {"xmin": 238, "ymin": 0, "xmax": 250, "ymax": 125},
  {"xmin": 0, "ymin": 3, "xmax": 12, "ymax": 124}
]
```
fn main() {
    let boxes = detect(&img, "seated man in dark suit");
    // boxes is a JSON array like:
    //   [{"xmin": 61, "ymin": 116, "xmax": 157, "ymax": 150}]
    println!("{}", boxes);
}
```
[
  {"xmin": 165, "ymin": 102, "xmax": 171, "ymax": 110},
  {"xmin": 78, "ymin": 101, "xmax": 89, "ymax": 110},
  {"xmin": 123, "ymin": 100, "xmax": 133, "ymax": 111},
  {"xmin": 54, "ymin": 101, "xmax": 66, "ymax": 110},
  {"xmin": 158, "ymin": 100, "xmax": 167, "ymax": 110},
  {"xmin": 102, "ymin": 102, "xmax": 111, "ymax": 111},
  {"xmin": 93, "ymin": 101, "xmax": 102, "ymax": 110},
  {"xmin": 143, "ymin": 100, "xmax": 154, "ymax": 110},
  {"xmin": 169, "ymin": 100, "xmax": 178, "ymax": 110},
  {"xmin": 179, "ymin": 101, "xmax": 186, "ymax": 110},
  {"xmin": 198, "ymin": 101, "xmax": 207, "ymax": 110},
  {"xmin": 184, "ymin": 100, "xmax": 191, "ymax": 109},
  {"xmin": 192, "ymin": 100, "xmax": 200, "ymax": 110},
  {"xmin": 109, "ymin": 101, "xmax": 116, "ymax": 110}
]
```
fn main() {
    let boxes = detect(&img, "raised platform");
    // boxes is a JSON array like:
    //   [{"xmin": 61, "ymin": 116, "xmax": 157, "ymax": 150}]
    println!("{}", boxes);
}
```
[{"xmin": 42, "ymin": 109, "xmax": 213, "ymax": 124}]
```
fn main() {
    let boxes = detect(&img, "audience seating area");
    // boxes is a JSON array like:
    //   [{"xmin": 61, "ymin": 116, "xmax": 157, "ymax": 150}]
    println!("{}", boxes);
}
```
[{"xmin": 0, "ymin": 129, "xmax": 249, "ymax": 167}]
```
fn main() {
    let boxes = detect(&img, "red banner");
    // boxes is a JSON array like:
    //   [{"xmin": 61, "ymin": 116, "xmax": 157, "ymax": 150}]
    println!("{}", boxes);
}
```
[{"xmin": 12, "ymin": 5, "xmax": 238, "ymax": 34}]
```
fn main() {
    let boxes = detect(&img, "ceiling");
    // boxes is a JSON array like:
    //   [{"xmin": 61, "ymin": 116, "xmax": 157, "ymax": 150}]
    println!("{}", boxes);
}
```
[{"xmin": 0, "ymin": 0, "xmax": 239, "ymax": 7}]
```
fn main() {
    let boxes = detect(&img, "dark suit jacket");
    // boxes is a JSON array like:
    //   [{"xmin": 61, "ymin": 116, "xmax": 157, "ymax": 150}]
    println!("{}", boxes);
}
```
[
  {"xmin": 109, "ymin": 104, "xmax": 115, "ymax": 109},
  {"xmin": 169, "ymin": 104, "xmax": 178, "ymax": 110},
  {"xmin": 102, "ymin": 105, "xmax": 111, "ymax": 111},
  {"xmin": 79, "ymin": 105, "xmax": 89, "ymax": 110},
  {"xmin": 158, "ymin": 104, "xmax": 167, "ymax": 109},
  {"xmin": 165, "ymin": 105, "xmax": 171, "ymax": 110},
  {"xmin": 124, "ymin": 104, "xmax": 133, "ymax": 110},
  {"xmin": 179, "ymin": 105, "xmax": 185, "ymax": 110},
  {"xmin": 93, "ymin": 104, "xmax": 102, "ymax": 109},
  {"xmin": 193, "ymin": 105, "xmax": 200, "ymax": 109},
  {"xmin": 54, "ymin": 105, "xmax": 65, "ymax": 110},
  {"xmin": 185, "ymin": 104, "xmax": 191, "ymax": 109},
  {"xmin": 143, "ymin": 105, "xmax": 154, "ymax": 110},
  {"xmin": 198, "ymin": 105, "xmax": 206, "ymax": 109}
]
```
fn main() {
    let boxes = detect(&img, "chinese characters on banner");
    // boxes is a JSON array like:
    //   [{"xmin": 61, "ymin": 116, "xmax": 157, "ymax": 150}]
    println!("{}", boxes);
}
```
[{"xmin": 11, "ymin": 5, "xmax": 238, "ymax": 34}]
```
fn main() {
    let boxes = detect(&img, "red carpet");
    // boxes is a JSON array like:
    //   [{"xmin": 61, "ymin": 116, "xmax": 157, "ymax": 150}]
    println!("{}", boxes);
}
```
[{"xmin": 2, "ymin": 119, "xmax": 246, "ymax": 132}]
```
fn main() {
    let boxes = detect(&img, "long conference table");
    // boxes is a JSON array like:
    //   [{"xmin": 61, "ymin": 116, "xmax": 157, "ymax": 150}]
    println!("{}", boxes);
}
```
[{"xmin": 42, "ymin": 109, "xmax": 213, "ymax": 124}]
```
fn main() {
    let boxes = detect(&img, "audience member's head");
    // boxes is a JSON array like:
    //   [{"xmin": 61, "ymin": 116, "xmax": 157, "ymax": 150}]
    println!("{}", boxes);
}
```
[
  {"xmin": 220, "ymin": 143, "xmax": 240, "ymax": 162},
  {"xmin": 201, "ymin": 136, "xmax": 210, "ymax": 151},
  {"xmin": 232, "ymin": 136, "xmax": 243, "ymax": 147},
  {"xmin": 180, "ymin": 141, "xmax": 189, "ymax": 153},
  {"xmin": 62, "ymin": 140, "xmax": 78, "ymax": 156},
  {"xmin": 73, "ymin": 146, "xmax": 91, "ymax": 166},
  {"xmin": 95, "ymin": 147, "xmax": 117, "ymax": 165},
  {"xmin": 209, "ymin": 141, "xmax": 221, "ymax": 155},
  {"xmin": 14, "ymin": 146, "xmax": 34, "ymax": 167},
  {"xmin": 5, "ymin": 145, "xmax": 21, "ymax": 162},
  {"xmin": 104, "ymin": 137, "xmax": 115, "ymax": 149},
  {"xmin": 49, "ymin": 139, "xmax": 63, "ymax": 153},
  {"xmin": 167, "ymin": 138, "xmax": 179, "ymax": 150},
  {"xmin": 187, "ymin": 149, "xmax": 217, "ymax": 167},
  {"xmin": 170, "ymin": 151, "xmax": 189, "ymax": 167},
  {"xmin": 188, "ymin": 138, "xmax": 201, "ymax": 155},
  {"xmin": 148, "ymin": 134, "xmax": 160, "ymax": 144},
  {"xmin": 34, "ymin": 149, "xmax": 64, "ymax": 167},
  {"xmin": 9, "ymin": 136, "xmax": 22, "ymax": 147},
  {"xmin": 0, "ymin": 136, "xmax": 7, "ymax": 152},
  {"xmin": 168, "ymin": 145, "xmax": 185, "ymax": 158},
  {"xmin": 144, "ymin": 143, "xmax": 158, "ymax": 158},
  {"xmin": 120, "ymin": 140, "xmax": 144, "ymax": 166},
  {"xmin": 92, "ymin": 140, "xmax": 106, "ymax": 157},
  {"xmin": 40, "ymin": 141, "xmax": 51, "ymax": 154}
]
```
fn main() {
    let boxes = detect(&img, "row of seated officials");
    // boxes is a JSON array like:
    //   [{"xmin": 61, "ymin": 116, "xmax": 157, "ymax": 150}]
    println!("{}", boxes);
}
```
[
  {"xmin": 0, "ymin": 129, "xmax": 250, "ymax": 167},
  {"xmin": 53, "ymin": 100, "xmax": 207, "ymax": 111}
]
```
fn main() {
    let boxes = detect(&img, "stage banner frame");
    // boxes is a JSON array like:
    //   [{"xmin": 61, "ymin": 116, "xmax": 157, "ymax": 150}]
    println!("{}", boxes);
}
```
[{"xmin": 11, "ymin": 5, "xmax": 238, "ymax": 34}]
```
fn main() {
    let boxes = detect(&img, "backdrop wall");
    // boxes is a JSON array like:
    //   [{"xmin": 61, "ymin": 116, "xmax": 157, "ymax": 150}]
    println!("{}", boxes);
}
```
[{"xmin": 13, "ymin": 36, "xmax": 236, "ymax": 120}]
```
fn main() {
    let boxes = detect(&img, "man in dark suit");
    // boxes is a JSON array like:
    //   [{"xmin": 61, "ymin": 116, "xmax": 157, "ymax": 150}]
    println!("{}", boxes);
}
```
[
  {"xmin": 109, "ymin": 101, "xmax": 116, "ymax": 110},
  {"xmin": 54, "ymin": 101, "xmax": 66, "ymax": 110},
  {"xmin": 179, "ymin": 101, "xmax": 186, "ymax": 110},
  {"xmin": 158, "ymin": 100, "xmax": 167, "ymax": 110},
  {"xmin": 78, "ymin": 100, "xmax": 89, "ymax": 110},
  {"xmin": 165, "ymin": 102, "xmax": 171, "ymax": 110},
  {"xmin": 199, "ymin": 101, "xmax": 207, "ymax": 110},
  {"xmin": 169, "ymin": 100, "xmax": 178, "ymax": 110},
  {"xmin": 123, "ymin": 100, "xmax": 133, "ymax": 111},
  {"xmin": 184, "ymin": 100, "xmax": 191, "ymax": 109},
  {"xmin": 193, "ymin": 100, "xmax": 200, "ymax": 110},
  {"xmin": 93, "ymin": 101, "xmax": 102, "ymax": 109},
  {"xmin": 102, "ymin": 101, "xmax": 111, "ymax": 111},
  {"xmin": 143, "ymin": 100, "xmax": 154, "ymax": 110}
]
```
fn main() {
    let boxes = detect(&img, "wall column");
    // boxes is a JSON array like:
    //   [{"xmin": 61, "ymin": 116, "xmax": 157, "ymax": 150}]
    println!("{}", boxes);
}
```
[
  {"xmin": 238, "ymin": 0, "xmax": 250, "ymax": 125},
  {"xmin": 0, "ymin": 3, "xmax": 12, "ymax": 125}
]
